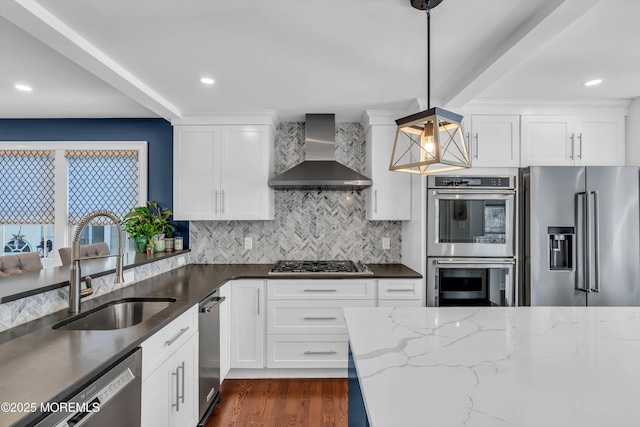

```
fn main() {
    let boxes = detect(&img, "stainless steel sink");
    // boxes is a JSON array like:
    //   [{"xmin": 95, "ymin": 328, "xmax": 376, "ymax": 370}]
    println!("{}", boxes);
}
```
[{"xmin": 53, "ymin": 298, "xmax": 177, "ymax": 330}]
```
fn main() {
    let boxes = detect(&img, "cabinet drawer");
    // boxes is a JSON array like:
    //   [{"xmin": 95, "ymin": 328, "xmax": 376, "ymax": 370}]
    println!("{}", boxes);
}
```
[
  {"xmin": 268, "ymin": 279, "xmax": 375, "ymax": 300},
  {"xmin": 140, "ymin": 305, "xmax": 198, "ymax": 380},
  {"xmin": 268, "ymin": 300, "xmax": 374, "ymax": 335},
  {"xmin": 378, "ymin": 279, "xmax": 423, "ymax": 300},
  {"xmin": 267, "ymin": 335, "xmax": 348, "ymax": 368}
]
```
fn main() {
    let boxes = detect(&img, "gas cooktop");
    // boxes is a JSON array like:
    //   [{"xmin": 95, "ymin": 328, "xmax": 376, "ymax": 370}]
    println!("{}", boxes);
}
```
[{"xmin": 268, "ymin": 260, "xmax": 373, "ymax": 276}]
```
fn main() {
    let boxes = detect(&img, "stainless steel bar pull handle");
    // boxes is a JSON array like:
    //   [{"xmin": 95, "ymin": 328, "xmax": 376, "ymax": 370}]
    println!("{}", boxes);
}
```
[
  {"xmin": 434, "ymin": 259, "xmax": 515, "ymax": 265},
  {"xmin": 304, "ymin": 289, "xmax": 338, "ymax": 292},
  {"xmin": 577, "ymin": 133, "xmax": 583, "ymax": 159},
  {"xmin": 257, "ymin": 288, "xmax": 260, "ymax": 316},
  {"xmin": 171, "ymin": 366, "xmax": 180, "ymax": 411},
  {"xmin": 200, "ymin": 296, "xmax": 226, "ymax": 313},
  {"xmin": 179, "ymin": 361, "xmax": 185, "ymax": 405},
  {"xmin": 433, "ymin": 189, "xmax": 516, "ymax": 195},
  {"xmin": 474, "ymin": 133, "xmax": 479, "ymax": 159},
  {"xmin": 304, "ymin": 316, "xmax": 338, "ymax": 320},
  {"xmin": 304, "ymin": 350, "xmax": 337, "ymax": 355},
  {"xmin": 574, "ymin": 193, "xmax": 588, "ymax": 292},
  {"xmin": 570, "ymin": 134, "xmax": 575, "ymax": 159},
  {"xmin": 387, "ymin": 288, "xmax": 415, "ymax": 292},
  {"xmin": 591, "ymin": 191, "xmax": 600, "ymax": 293},
  {"xmin": 214, "ymin": 190, "xmax": 219, "ymax": 214},
  {"xmin": 584, "ymin": 191, "xmax": 590, "ymax": 293},
  {"xmin": 221, "ymin": 190, "xmax": 225, "ymax": 213},
  {"xmin": 165, "ymin": 327, "xmax": 190, "ymax": 346}
]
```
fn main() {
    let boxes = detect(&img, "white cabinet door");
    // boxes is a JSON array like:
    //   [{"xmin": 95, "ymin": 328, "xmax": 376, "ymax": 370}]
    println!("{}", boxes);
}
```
[
  {"xmin": 469, "ymin": 115, "xmax": 520, "ymax": 167},
  {"xmin": 173, "ymin": 126, "xmax": 221, "ymax": 220},
  {"xmin": 219, "ymin": 283, "xmax": 230, "ymax": 382},
  {"xmin": 141, "ymin": 366, "xmax": 169, "ymax": 427},
  {"xmin": 173, "ymin": 124, "xmax": 274, "ymax": 221},
  {"xmin": 168, "ymin": 332, "xmax": 199, "ymax": 427},
  {"xmin": 230, "ymin": 280, "xmax": 265, "ymax": 369},
  {"xmin": 142, "ymin": 331, "xmax": 199, "ymax": 427},
  {"xmin": 576, "ymin": 119, "xmax": 624, "ymax": 166},
  {"xmin": 365, "ymin": 125, "xmax": 411, "ymax": 220},
  {"xmin": 520, "ymin": 115, "xmax": 624, "ymax": 167},
  {"xmin": 220, "ymin": 126, "xmax": 274, "ymax": 220},
  {"xmin": 520, "ymin": 116, "xmax": 574, "ymax": 166}
]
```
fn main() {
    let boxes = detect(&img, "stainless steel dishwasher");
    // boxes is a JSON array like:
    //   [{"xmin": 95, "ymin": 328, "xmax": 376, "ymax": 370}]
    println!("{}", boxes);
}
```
[
  {"xmin": 197, "ymin": 289, "xmax": 225, "ymax": 426},
  {"xmin": 34, "ymin": 348, "xmax": 141, "ymax": 427}
]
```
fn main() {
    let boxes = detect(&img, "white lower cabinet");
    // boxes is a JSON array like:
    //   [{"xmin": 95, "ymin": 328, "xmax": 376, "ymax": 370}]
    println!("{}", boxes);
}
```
[
  {"xmin": 230, "ymin": 280, "xmax": 265, "ymax": 369},
  {"xmin": 267, "ymin": 334, "xmax": 349, "ymax": 368},
  {"xmin": 377, "ymin": 279, "xmax": 424, "ymax": 307},
  {"xmin": 141, "ymin": 306, "xmax": 199, "ymax": 427},
  {"xmin": 266, "ymin": 280, "xmax": 375, "ymax": 369}
]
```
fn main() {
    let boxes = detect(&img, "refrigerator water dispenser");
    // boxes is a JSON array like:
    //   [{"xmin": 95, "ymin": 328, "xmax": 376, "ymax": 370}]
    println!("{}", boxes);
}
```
[{"xmin": 548, "ymin": 227, "xmax": 574, "ymax": 270}]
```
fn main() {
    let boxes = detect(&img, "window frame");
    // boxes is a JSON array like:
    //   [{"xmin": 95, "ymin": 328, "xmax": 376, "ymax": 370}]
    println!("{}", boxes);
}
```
[{"xmin": 0, "ymin": 141, "xmax": 148, "ymax": 266}]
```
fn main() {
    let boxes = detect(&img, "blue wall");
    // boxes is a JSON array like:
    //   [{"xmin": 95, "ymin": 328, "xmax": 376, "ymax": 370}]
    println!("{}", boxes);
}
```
[{"xmin": 0, "ymin": 118, "xmax": 189, "ymax": 247}]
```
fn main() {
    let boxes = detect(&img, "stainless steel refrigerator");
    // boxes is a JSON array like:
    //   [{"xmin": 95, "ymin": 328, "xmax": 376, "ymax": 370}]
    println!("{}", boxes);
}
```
[{"xmin": 520, "ymin": 166, "xmax": 640, "ymax": 306}]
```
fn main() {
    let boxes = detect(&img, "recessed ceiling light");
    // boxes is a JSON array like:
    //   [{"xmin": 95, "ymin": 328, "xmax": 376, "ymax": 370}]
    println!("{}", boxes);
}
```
[
  {"xmin": 583, "ymin": 79, "xmax": 602, "ymax": 87},
  {"xmin": 199, "ymin": 77, "xmax": 215, "ymax": 85},
  {"xmin": 14, "ymin": 84, "xmax": 33, "ymax": 92}
]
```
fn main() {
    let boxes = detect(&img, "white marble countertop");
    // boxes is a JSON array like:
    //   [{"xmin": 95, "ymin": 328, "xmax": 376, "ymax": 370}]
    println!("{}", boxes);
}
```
[{"xmin": 344, "ymin": 307, "xmax": 640, "ymax": 427}]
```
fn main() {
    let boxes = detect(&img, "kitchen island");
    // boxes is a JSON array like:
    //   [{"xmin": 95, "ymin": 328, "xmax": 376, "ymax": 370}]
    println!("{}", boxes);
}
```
[{"xmin": 344, "ymin": 306, "xmax": 640, "ymax": 427}]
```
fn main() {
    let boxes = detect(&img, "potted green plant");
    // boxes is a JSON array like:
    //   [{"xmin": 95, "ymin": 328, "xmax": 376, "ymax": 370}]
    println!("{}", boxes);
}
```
[
  {"xmin": 122, "ymin": 204, "xmax": 158, "ymax": 253},
  {"xmin": 147, "ymin": 201, "xmax": 174, "ymax": 253},
  {"xmin": 123, "ymin": 201, "xmax": 174, "ymax": 253}
]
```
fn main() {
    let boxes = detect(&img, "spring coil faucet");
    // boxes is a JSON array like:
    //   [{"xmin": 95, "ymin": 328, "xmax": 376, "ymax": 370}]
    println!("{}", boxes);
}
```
[{"xmin": 69, "ymin": 209, "xmax": 124, "ymax": 313}]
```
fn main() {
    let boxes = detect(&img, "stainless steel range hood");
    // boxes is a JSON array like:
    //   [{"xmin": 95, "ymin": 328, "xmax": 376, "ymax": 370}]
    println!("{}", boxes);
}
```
[{"xmin": 268, "ymin": 114, "xmax": 372, "ymax": 190}]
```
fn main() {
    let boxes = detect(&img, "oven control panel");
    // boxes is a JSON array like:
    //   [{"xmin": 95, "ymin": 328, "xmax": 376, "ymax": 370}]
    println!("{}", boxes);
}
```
[{"xmin": 432, "ymin": 176, "xmax": 513, "ymax": 188}]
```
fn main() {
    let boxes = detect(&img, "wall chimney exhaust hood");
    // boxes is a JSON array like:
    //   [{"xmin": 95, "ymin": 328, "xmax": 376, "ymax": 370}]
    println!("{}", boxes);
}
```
[{"xmin": 268, "ymin": 114, "xmax": 372, "ymax": 190}]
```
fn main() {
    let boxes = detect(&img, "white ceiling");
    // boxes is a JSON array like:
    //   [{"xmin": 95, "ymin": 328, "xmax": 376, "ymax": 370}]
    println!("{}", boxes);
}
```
[{"xmin": 0, "ymin": 0, "xmax": 638, "ymax": 122}]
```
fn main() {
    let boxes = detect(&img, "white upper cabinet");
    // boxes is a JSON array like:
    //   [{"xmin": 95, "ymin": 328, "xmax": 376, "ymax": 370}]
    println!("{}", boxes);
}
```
[
  {"xmin": 468, "ymin": 115, "xmax": 520, "ymax": 168},
  {"xmin": 577, "ymin": 117, "xmax": 624, "ymax": 166},
  {"xmin": 365, "ymin": 125, "xmax": 411, "ymax": 221},
  {"xmin": 173, "ymin": 124, "xmax": 274, "ymax": 220},
  {"xmin": 521, "ymin": 115, "xmax": 624, "ymax": 167}
]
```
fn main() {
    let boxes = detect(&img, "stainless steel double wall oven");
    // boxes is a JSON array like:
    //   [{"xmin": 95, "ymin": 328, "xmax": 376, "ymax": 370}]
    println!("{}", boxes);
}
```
[{"xmin": 427, "ymin": 176, "xmax": 516, "ymax": 306}]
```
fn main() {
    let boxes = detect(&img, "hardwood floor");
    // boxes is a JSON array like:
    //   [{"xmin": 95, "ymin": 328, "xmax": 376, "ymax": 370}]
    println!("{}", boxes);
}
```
[{"xmin": 205, "ymin": 378, "xmax": 348, "ymax": 427}]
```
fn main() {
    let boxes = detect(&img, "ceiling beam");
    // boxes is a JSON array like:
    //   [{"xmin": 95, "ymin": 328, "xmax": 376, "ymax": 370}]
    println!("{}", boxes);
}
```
[
  {"xmin": 0, "ymin": 0, "xmax": 181, "ymax": 120},
  {"xmin": 442, "ymin": 0, "xmax": 601, "ymax": 108}
]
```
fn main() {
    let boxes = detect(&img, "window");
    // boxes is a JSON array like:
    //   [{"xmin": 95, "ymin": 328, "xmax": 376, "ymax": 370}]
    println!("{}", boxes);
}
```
[{"xmin": 0, "ymin": 142, "xmax": 147, "ymax": 267}]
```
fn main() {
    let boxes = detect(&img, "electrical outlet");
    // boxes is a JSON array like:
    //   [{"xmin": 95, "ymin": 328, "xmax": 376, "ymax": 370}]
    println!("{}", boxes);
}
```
[
  {"xmin": 244, "ymin": 237, "xmax": 253, "ymax": 250},
  {"xmin": 178, "ymin": 256, "xmax": 186, "ymax": 266},
  {"xmin": 123, "ymin": 271, "xmax": 135, "ymax": 285},
  {"xmin": 382, "ymin": 237, "xmax": 391, "ymax": 250}
]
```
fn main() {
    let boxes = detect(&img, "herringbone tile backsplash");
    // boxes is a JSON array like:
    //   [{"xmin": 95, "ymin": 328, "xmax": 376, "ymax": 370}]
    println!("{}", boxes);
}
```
[{"xmin": 189, "ymin": 122, "xmax": 402, "ymax": 264}]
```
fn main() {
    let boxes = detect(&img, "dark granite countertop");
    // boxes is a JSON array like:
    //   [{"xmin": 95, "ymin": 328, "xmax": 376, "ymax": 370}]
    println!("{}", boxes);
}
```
[{"xmin": 0, "ymin": 262, "xmax": 420, "ymax": 427}]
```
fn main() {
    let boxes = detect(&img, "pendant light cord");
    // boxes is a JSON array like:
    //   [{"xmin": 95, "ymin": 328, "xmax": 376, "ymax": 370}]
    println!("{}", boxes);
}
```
[{"xmin": 426, "ymin": 5, "xmax": 431, "ymax": 109}]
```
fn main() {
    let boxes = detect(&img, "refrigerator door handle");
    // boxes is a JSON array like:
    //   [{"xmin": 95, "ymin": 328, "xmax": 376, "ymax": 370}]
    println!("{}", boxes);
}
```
[
  {"xmin": 591, "ymin": 191, "xmax": 600, "ymax": 293},
  {"xmin": 575, "ymin": 192, "xmax": 589, "ymax": 293}
]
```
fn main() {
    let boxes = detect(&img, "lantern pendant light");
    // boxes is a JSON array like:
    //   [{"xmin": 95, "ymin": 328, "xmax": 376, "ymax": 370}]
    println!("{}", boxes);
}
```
[{"xmin": 389, "ymin": 0, "xmax": 471, "ymax": 174}]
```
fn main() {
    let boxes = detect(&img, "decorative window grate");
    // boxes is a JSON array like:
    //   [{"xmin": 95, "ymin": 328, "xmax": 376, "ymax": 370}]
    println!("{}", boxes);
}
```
[
  {"xmin": 0, "ymin": 150, "xmax": 55, "ymax": 224},
  {"xmin": 66, "ymin": 150, "xmax": 139, "ymax": 225}
]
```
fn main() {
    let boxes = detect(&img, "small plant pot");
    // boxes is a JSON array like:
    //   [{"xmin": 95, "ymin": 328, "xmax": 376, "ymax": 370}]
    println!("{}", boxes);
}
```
[
  {"xmin": 154, "ymin": 238, "xmax": 166, "ymax": 253},
  {"xmin": 165, "ymin": 238, "xmax": 175, "ymax": 252},
  {"xmin": 133, "ymin": 236, "xmax": 148, "ymax": 254}
]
